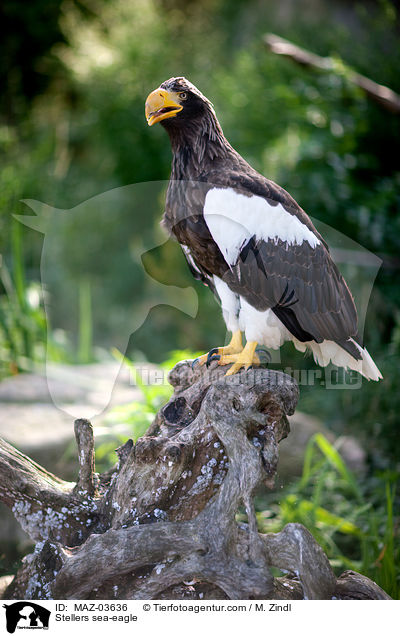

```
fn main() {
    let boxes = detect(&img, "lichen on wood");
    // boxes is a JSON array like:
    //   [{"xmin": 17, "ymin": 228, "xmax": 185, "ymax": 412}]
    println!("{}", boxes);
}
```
[{"xmin": 0, "ymin": 361, "xmax": 390, "ymax": 600}]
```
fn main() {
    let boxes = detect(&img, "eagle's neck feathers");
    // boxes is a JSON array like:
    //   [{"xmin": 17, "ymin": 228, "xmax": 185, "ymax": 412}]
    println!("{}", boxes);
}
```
[{"xmin": 165, "ymin": 108, "xmax": 231, "ymax": 179}]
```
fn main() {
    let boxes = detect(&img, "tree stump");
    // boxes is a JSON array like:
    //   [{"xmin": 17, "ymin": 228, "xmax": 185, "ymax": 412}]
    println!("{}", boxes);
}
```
[{"xmin": 0, "ymin": 361, "xmax": 390, "ymax": 600}]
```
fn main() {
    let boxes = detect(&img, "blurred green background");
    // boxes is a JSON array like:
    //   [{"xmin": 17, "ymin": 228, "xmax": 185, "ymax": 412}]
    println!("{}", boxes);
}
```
[{"xmin": 0, "ymin": 0, "xmax": 399, "ymax": 595}]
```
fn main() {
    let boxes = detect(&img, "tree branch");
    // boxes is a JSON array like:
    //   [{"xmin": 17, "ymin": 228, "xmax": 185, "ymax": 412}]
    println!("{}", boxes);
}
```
[{"xmin": 264, "ymin": 33, "xmax": 400, "ymax": 114}]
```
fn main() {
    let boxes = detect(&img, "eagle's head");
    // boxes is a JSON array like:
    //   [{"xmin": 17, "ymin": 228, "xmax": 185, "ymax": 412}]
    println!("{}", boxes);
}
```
[{"xmin": 145, "ymin": 77, "xmax": 216, "ymax": 129}]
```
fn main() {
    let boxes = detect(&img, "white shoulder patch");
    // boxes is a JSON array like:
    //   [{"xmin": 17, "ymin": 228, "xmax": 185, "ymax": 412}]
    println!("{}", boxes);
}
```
[{"xmin": 203, "ymin": 187, "xmax": 320, "ymax": 266}]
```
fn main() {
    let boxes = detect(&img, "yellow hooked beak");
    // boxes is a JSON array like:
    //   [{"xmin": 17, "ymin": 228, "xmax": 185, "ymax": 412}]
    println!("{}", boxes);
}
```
[{"xmin": 145, "ymin": 88, "xmax": 183, "ymax": 126}]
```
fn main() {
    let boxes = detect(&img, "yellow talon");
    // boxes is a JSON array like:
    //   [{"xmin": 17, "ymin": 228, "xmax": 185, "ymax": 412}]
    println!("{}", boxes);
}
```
[
  {"xmin": 193, "ymin": 333, "xmax": 259, "ymax": 375},
  {"xmin": 212, "ymin": 330, "xmax": 243, "ymax": 358},
  {"xmin": 223, "ymin": 341, "xmax": 260, "ymax": 376},
  {"xmin": 196, "ymin": 330, "xmax": 243, "ymax": 366}
]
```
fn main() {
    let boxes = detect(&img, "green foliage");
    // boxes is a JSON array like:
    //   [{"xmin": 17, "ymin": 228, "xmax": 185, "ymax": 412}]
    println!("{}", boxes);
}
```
[
  {"xmin": 0, "ymin": 220, "xmax": 64, "ymax": 377},
  {"xmin": 0, "ymin": 0, "xmax": 105, "ymax": 121},
  {"xmin": 255, "ymin": 433, "xmax": 400, "ymax": 598},
  {"xmin": 0, "ymin": 219, "xmax": 97, "ymax": 377}
]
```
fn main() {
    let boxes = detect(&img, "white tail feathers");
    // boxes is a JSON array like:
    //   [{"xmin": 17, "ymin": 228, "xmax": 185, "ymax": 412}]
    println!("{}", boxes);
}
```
[
  {"xmin": 293, "ymin": 337, "xmax": 383, "ymax": 381},
  {"xmin": 348, "ymin": 339, "xmax": 383, "ymax": 381}
]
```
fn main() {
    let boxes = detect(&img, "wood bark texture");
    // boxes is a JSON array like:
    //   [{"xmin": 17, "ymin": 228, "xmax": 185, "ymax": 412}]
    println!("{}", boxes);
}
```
[{"xmin": 0, "ymin": 361, "xmax": 390, "ymax": 600}]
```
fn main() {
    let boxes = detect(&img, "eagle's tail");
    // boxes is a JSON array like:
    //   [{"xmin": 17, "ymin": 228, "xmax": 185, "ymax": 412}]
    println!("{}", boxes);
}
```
[
  {"xmin": 294, "ymin": 337, "xmax": 383, "ymax": 381},
  {"xmin": 348, "ymin": 339, "xmax": 383, "ymax": 381}
]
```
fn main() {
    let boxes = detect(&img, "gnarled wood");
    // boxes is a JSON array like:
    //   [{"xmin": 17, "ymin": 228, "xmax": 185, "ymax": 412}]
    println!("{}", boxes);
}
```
[{"xmin": 0, "ymin": 361, "xmax": 390, "ymax": 600}]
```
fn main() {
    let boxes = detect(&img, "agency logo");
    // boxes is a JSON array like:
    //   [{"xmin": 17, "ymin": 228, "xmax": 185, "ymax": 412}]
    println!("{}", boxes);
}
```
[
  {"xmin": 3, "ymin": 602, "xmax": 50, "ymax": 633},
  {"xmin": 14, "ymin": 180, "xmax": 381, "ymax": 409}
]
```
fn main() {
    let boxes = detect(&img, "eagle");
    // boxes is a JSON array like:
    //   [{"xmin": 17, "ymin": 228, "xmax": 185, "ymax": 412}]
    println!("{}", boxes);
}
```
[{"xmin": 145, "ymin": 77, "xmax": 382, "ymax": 381}]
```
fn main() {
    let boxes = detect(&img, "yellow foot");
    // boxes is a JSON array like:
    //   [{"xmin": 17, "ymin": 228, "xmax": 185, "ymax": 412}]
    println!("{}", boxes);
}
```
[
  {"xmin": 221, "ymin": 341, "xmax": 260, "ymax": 376},
  {"xmin": 193, "ymin": 331, "xmax": 243, "ymax": 367}
]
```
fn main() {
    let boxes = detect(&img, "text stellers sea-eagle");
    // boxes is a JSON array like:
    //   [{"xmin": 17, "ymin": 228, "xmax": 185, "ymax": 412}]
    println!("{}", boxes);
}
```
[{"xmin": 145, "ymin": 77, "xmax": 382, "ymax": 381}]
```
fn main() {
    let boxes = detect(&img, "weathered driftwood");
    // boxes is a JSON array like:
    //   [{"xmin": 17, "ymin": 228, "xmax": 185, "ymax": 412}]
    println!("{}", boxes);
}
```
[
  {"xmin": 0, "ymin": 361, "xmax": 390, "ymax": 600},
  {"xmin": 264, "ymin": 33, "xmax": 400, "ymax": 115}
]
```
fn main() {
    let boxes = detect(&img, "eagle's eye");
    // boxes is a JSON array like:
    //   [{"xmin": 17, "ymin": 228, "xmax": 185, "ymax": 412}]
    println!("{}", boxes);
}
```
[{"xmin": 179, "ymin": 92, "xmax": 188, "ymax": 100}]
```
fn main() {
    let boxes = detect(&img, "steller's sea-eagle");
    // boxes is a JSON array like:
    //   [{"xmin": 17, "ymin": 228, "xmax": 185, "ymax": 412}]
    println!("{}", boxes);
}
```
[{"xmin": 145, "ymin": 77, "xmax": 382, "ymax": 380}]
